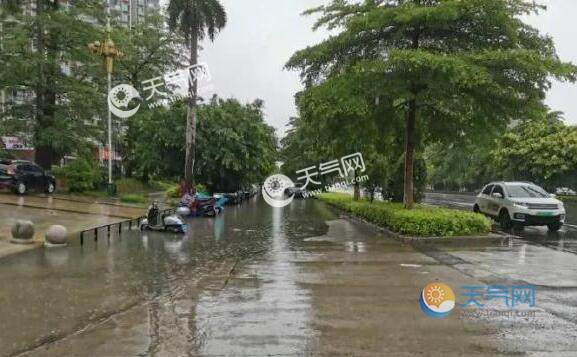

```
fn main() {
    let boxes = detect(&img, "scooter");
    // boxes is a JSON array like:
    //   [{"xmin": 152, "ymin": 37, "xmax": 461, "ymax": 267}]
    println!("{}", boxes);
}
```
[
  {"xmin": 177, "ymin": 193, "xmax": 228, "ymax": 217},
  {"xmin": 140, "ymin": 202, "xmax": 187, "ymax": 233}
]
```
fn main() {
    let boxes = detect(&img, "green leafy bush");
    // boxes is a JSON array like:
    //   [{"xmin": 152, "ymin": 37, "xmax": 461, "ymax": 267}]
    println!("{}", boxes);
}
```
[
  {"xmin": 196, "ymin": 183, "xmax": 208, "ymax": 194},
  {"xmin": 317, "ymin": 193, "xmax": 491, "ymax": 237},
  {"xmin": 166, "ymin": 184, "xmax": 182, "ymax": 198},
  {"xmin": 58, "ymin": 158, "xmax": 102, "ymax": 193},
  {"xmin": 165, "ymin": 183, "xmax": 209, "ymax": 199}
]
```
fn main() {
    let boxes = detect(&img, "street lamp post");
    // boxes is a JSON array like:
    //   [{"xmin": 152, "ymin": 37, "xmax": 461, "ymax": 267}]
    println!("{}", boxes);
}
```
[{"xmin": 88, "ymin": 3, "xmax": 121, "ymax": 193}]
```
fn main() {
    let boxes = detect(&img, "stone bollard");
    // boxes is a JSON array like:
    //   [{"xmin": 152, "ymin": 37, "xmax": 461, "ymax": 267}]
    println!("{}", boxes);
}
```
[
  {"xmin": 45, "ymin": 225, "xmax": 68, "ymax": 247},
  {"xmin": 10, "ymin": 220, "xmax": 35, "ymax": 244}
]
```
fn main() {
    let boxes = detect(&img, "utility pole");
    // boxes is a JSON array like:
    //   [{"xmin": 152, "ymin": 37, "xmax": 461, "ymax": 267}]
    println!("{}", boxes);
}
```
[{"xmin": 88, "ymin": 1, "xmax": 121, "ymax": 194}]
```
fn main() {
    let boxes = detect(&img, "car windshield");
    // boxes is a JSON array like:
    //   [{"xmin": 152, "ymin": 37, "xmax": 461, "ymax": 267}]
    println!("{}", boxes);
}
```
[{"xmin": 506, "ymin": 184, "xmax": 550, "ymax": 198}]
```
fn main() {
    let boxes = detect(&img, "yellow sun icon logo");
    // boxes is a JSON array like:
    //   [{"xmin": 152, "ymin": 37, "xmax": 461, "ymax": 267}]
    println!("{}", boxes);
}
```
[
  {"xmin": 420, "ymin": 282, "xmax": 456, "ymax": 318},
  {"xmin": 426, "ymin": 285, "xmax": 445, "ymax": 305}
]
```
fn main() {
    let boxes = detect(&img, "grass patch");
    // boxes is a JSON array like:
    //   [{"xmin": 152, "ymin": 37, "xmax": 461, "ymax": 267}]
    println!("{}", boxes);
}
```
[
  {"xmin": 119, "ymin": 194, "xmax": 148, "ymax": 205},
  {"xmin": 317, "ymin": 193, "xmax": 491, "ymax": 237},
  {"xmin": 558, "ymin": 195, "xmax": 577, "ymax": 203},
  {"xmin": 115, "ymin": 178, "xmax": 171, "ymax": 195}
]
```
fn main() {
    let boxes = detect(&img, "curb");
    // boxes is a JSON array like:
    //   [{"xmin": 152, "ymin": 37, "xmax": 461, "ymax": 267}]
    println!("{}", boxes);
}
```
[
  {"xmin": 10, "ymin": 238, "xmax": 38, "ymax": 245},
  {"xmin": 44, "ymin": 242, "xmax": 68, "ymax": 248}
]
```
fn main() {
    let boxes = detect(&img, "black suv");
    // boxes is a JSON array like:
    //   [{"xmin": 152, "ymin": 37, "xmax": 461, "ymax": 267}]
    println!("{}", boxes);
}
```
[{"xmin": 0, "ymin": 159, "xmax": 56, "ymax": 195}]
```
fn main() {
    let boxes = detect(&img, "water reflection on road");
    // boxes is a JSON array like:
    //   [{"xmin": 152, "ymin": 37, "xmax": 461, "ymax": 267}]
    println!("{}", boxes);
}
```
[
  {"xmin": 4, "ymin": 196, "xmax": 577, "ymax": 356},
  {"xmin": 193, "ymin": 206, "xmax": 314, "ymax": 356},
  {"xmin": 0, "ymin": 198, "xmax": 331, "ymax": 356}
]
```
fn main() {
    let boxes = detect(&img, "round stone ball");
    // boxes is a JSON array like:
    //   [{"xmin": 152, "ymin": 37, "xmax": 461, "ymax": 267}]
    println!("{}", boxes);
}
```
[
  {"xmin": 11, "ymin": 220, "xmax": 35, "ymax": 240},
  {"xmin": 45, "ymin": 225, "xmax": 68, "ymax": 245}
]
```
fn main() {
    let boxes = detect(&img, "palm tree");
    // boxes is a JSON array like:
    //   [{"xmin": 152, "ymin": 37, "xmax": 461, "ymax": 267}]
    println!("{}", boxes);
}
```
[{"xmin": 167, "ymin": 0, "xmax": 227, "ymax": 191}]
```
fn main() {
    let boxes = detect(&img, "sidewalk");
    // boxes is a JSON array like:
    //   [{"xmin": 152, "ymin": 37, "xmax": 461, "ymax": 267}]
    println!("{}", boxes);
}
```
[
  {"xmin": 0, "ymin": 193, "xmax": 146, "ymax": 219},
  {"xmin": 0, "ymin": 193, "xmax": 146, "ymax": 258}
]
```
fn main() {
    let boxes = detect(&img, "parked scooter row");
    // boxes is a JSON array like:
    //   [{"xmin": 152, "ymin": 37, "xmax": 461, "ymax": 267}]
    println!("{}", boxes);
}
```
[
  {"xmin": 139, "ymin": 186, "xmax": 259, "ymax": 235},
  {"xmin": 218, "ymin": 187, "xmax": 259, "ymax": 205},
  {"xmin": 176, "ymin": 192, "xmax": 228, "ymax": 218}
]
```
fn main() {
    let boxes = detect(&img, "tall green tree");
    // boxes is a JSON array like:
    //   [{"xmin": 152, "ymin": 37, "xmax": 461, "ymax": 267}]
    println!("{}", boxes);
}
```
[
  {"xmin": 1, "ymin": 0, "xmax": 105, "ymax": 168},
  {"xmin": 493, "ymin": 120, "xmax": 577, "ymax": 191},
  {"xmin": 287, "ymin": 0, "xmax": 576, "ymax": 208},
  {"xmin": 112, "ymin": 12, "xmax": 186, "ymax": 178},
  {"xmin": 167, "ymin": 0, "xmax": 227, "ymax": 191},
  {"xmin": 128, "ymin": 96, "xmax": 277, "ymax": 190}
]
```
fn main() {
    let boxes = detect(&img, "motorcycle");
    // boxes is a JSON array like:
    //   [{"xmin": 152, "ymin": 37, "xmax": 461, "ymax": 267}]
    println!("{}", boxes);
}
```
[
  {"xmin": 177, "ymin": 193, "xmax": 228, "ymax": 217},
  {"xmin": 140, "ymin": 202, "xmax": 187, "ymax": 233}
]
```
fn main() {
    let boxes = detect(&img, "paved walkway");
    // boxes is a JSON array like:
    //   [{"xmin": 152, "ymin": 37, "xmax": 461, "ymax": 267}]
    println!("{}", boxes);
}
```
[
  {"xmin": 0, "ymin": 193, "xmax": 146, "ymax": 219},
  {"xmin": 0, "ymin": 193, "xmax": 146, "ymax": 258}
]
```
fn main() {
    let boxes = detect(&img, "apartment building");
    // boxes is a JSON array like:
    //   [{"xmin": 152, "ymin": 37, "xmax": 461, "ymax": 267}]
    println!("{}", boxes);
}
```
[{"xmin": 111, "ymin": 0, "xmax": 161, "ymax": 27}]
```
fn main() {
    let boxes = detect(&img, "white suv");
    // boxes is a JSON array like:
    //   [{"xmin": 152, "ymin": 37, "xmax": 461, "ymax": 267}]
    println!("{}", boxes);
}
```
[{"xmin": 474, "ymin": 182, "xmax": 565, "ymax": 232}]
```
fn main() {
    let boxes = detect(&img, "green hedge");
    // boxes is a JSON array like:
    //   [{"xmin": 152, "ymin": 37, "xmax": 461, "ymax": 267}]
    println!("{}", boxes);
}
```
[{"xmin": 317, "ymin": 193, "xmax": 491, "ymax": 237}]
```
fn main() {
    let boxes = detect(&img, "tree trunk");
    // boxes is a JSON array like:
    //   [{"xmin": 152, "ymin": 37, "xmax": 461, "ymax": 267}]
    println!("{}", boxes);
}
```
[
  {"xmin": 403, "ymin": 29, "xmax": 420, "ymax": 209},
  {"xmin": 33, "ymin": 0, "xmax": 58, "ymax": 170},
  {"xmin": 353, "ymin": 171, "xmax": 360, "ymax": 201},
  {"xmin": 403, "ymin": 99, "xmax": 417, "ymax": 209},
  {"xmin": 183, "ymin": 33, "xmax": 199, "ymax": 192}
]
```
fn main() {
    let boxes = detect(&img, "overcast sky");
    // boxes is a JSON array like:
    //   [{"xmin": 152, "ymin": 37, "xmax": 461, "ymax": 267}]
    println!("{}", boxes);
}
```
[{"xmin": 199, "ymin": 0, "xmax": 577, "ymax": 137}]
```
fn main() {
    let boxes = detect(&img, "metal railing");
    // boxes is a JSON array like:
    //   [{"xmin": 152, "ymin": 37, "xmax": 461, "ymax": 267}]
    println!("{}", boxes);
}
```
[{"xmin": 79, "ymin": 208, "xmax": 176, "ymax": 246}]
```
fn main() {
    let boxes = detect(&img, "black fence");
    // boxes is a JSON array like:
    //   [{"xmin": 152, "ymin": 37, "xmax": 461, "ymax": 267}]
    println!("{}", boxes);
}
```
[{"xmin": 79, "ymin": 208, "xmax": 176, "ymax": 246}]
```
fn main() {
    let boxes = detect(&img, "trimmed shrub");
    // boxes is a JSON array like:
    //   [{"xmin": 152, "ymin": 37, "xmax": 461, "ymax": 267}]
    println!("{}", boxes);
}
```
[{"xmin": 317, "ymin": 193, "xmax": 491, "ymax": 237}]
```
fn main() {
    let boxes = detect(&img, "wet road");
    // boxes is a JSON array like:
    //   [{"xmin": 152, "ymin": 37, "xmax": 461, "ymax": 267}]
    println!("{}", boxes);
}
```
[{"xmin": 1, "ymin": 197, "xmax": 577, "ymax": 355}]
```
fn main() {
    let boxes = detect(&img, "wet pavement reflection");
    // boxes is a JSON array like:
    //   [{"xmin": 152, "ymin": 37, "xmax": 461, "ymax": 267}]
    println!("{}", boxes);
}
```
[{"xmin": 2, "ymin": 197, "xmax": 577, "ymax": 355}]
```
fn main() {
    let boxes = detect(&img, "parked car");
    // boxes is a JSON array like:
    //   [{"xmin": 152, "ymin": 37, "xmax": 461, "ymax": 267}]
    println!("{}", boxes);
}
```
[
  {"xmin": 0, "ymin": 159, "xmax": 56, "ymax": 195},
  {"xmin": 285, "ymin": 186, "xmax": 306, "ymax": 199},
  {"xmin": 556, "ymin": 187, "xmax": 577, "ymax": 196},
  {"xmin": 474, "ymin": 181, "xmax": 565, "ymax": 232}
]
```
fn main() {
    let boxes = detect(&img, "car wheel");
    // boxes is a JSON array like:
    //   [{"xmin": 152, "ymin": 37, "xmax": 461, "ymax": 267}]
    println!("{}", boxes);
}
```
[
  {"xmin": 499, "ymin": 209, "xmax": 513, "ymax": 230},
  {"xmin": 45, "ymin": 182, "xmax": 55, "ymax": 194},
  {"xmin": 548, "ymin": 223, "xmax": 562, "ymax": 232},
  {"xmin": 473, "ymin": 204, "xmax": 480, "ymax": 213},
  {"xmin": 15, "ymin": 182, "xmax": 27, "ymax": 195}
]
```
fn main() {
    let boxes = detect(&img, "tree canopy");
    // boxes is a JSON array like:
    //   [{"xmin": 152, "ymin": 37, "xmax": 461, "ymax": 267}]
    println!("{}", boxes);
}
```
[
  {"xmin": 286, "ymin": 0, "xmax": 577, "ymax": 207},
  {"xmin": 127, "ymin": 96, "xmax": 277, "ymax": 192}
]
